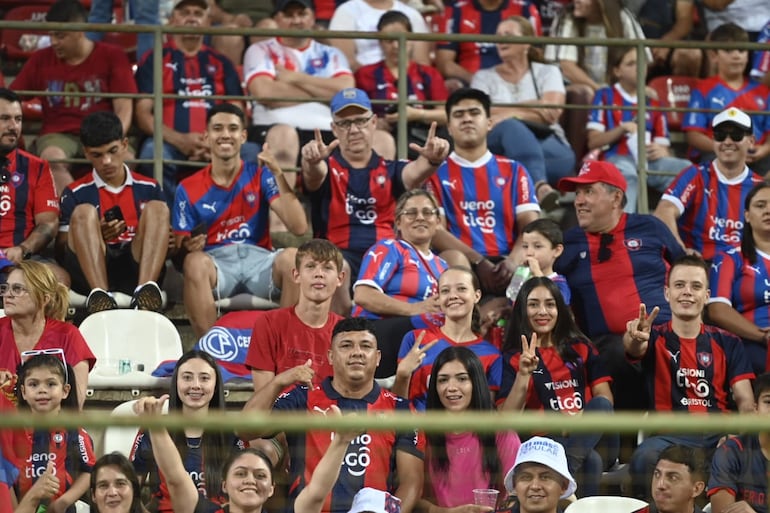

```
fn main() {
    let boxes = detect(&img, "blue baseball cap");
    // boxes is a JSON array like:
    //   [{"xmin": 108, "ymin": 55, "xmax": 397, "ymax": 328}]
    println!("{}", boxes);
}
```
[{"xmin": 330, "ymin": 88, "xmax": 372, "ymax": 115}]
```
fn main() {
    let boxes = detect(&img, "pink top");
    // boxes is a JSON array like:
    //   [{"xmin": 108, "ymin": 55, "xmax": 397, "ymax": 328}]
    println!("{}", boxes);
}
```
[{"xmin": 428, "ymin": 431, "xmax": 521, "ymax": 507}]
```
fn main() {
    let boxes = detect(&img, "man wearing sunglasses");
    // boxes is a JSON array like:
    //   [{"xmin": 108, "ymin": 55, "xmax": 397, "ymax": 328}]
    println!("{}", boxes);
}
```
[
  {"xmin": 555, "ymin": 160, "xmax": 686, "ymax": 412},
  {"xmin": 655, "ymin": 107, "xmax": 763, "ymax": 261}
]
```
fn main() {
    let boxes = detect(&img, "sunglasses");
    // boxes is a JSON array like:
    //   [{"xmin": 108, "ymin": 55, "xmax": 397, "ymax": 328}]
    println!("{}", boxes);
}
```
[
  {"xmin": 20, "ymin": 348, "xmax": 68, "ymax": 385},
  {"xmin": 713, "ymin": 128, "xmax": 750, "ymax": 142},
  {"xmin": 598, "ymin": 233, "xmax": 613, "ymax": 263}
]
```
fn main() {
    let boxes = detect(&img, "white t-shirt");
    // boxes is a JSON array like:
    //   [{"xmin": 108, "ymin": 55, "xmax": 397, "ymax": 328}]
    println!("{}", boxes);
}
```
[
  {"xmin": 243, "ymin": 37, "xmax": 352, "ymax": 129},
  {"xmin": 328, "ymin": 0, "xmax": 429, "ymax": 66}
]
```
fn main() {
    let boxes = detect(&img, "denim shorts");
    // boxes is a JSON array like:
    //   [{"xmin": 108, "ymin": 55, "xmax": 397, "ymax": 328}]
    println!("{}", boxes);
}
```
[{"xmin": 209, "ymin": 244, "xmax": 280, "ymax": 301}]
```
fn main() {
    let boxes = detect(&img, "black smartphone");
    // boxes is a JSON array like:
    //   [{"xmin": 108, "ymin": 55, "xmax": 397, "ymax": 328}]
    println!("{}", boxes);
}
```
[
  {"xmin": 103, "ymin": 205, "xmax": 124, "ymax": 222},
  {"xmin": 191, "ymin": 222, "xmax": 208, "ymax": 237}
]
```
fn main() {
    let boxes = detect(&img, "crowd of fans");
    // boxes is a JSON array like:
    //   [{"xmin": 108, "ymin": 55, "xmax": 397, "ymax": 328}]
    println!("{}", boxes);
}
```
[{"xmin": 0, "ymin": 0, "xmax": 769, "ymax": 511}]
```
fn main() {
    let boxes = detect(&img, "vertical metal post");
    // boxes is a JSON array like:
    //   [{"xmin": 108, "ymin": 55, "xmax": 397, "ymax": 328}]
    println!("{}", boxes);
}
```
[
  {"xmin": 152, "ymin": 25, "xmax": 165, "ymax": 187},
  {"xmin": 396, "ymin": 32, "xmax": 408, "ymax": 160},
  {"xmin": 636, "ymin": 41, "xmax": 649, "ymax": 213}
]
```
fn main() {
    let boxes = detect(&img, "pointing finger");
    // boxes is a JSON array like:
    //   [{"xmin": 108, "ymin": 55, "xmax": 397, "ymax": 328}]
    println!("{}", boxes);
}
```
[
  {"xmin": 314, "ymin": 128, "xmax": 322, "ymax": 144},
  {"xmin": 427, "ymin": 121, "xmax": 437, "ymax": 140}
]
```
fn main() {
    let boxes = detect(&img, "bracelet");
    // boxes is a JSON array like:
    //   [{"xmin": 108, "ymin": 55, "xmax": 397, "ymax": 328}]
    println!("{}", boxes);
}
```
[{"xmin": 428, "ymin": 159, "xmax": 444, "ymax": 167}]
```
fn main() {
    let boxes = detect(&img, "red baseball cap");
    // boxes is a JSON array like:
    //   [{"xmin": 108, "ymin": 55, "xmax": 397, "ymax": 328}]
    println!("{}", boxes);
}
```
[{"xmin": 557, "ymin": 160, "xmax": 627, "ymax": 193}]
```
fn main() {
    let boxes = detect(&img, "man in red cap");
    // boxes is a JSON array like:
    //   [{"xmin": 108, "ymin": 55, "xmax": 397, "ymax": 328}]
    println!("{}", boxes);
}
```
[{"xmin": 555, "ymin": 160, "xmax": 686, "ymax": 411}]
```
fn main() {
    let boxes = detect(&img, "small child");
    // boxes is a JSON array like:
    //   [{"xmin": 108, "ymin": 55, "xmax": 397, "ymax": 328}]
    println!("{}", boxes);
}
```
[
  {"xmin": 587, "ymin": 46, "xmax": 692, "ymax": 213},
  {"xmin": 13, "ymin": 351, "xmax": 95, "ymax": 513},
  {"xmin": 520, "ymin": 218, "xmax": 570, "ymax": 305}
]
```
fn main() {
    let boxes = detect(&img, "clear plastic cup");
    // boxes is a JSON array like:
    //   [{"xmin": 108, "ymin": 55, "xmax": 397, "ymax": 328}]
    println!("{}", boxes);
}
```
[{"xmin": 472, "ymin": 488, "xmax": 499, "ymax": 508}]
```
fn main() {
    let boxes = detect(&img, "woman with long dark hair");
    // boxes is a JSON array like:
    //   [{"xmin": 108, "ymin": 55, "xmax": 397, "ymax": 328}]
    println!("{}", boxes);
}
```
[
  {"xmin": 708, "ymin": 182, "xmax": 770, "ymax": 375},
  {"xmin": 499, "ymin": 277, "xmax": 617, "ymax": 497},
  {"xmin": 418, "ymin": 346, "xmax": 520, "ymax": 512},
  {"xmin": 130, "ymin": 350, "xmax": 245, "ymax": 512}
]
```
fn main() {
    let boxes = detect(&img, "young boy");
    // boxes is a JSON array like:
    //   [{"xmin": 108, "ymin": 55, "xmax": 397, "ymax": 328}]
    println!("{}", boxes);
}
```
[
  {"xmin": 683, "ymin": 22, "xmax": 770, "ymax": 173},
  {"xmin": 708, "ymin": 372, "xmax": 770, "ymax": 513},
  {"xmin": 520, "ymin": 218, "xmax": 570, "ymax": 304},
  {"xmin": 587, "ymin": 46, "xmax": 691, "ymax": 213}
]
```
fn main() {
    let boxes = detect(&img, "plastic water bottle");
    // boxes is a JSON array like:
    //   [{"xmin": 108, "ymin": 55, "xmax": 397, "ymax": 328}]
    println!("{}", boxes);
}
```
[{"xmin": 505, "ymin": 266, "xmax": 532, "ymax": 302}]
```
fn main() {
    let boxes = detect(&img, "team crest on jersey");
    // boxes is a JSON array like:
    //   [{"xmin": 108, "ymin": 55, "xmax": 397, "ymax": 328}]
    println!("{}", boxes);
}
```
[
  {"xmin": 624, "ymin": 238, "xmax": 642, "ymax": 251},
  {"xmin": 697, "ymin": 352, "xmax": 712, "ymax": 368},
  {"xmin": 207, "ymin": 65, "xmax": 217, "ymax": 74},
  {"xmin": 496, "ymin": 177, "xmax": 505, "ymax": 187},
  {"xmin": 376, "ymin": 174, "xmax": 386, "ymax": 186},
  {"xmin": 10, "ymin": 173, "xmax": 23, "ymax": 187},
  {"xmin": 245, "ymin": 192, "xmax": 257, "ymax": 205},
  {"xmin": 580, "ymin": 251, "xmax": 586, "ymax": 259},
  {"xmin": 53, "ymin": 432, "xmax": 64, "ymax": 444}
]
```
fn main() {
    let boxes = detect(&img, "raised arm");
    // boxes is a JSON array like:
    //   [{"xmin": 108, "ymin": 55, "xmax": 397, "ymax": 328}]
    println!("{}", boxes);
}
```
[
  {"xmin": 260, "ymin": 144, "xmax": 308, "ymax": 235},
  {"xmin": 135, "ymin": 395, "xmax": 199, "ymax": 513}
]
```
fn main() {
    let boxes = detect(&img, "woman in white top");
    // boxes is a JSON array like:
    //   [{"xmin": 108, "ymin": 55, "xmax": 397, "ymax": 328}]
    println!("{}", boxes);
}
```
[{"xmin": 471, "ymin": 16, "xmax": 576, "ymax": 208}]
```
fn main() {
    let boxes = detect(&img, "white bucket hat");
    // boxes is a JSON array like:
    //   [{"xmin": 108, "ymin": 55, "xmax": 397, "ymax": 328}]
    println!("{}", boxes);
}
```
[{"xmin": 504, "ymin": 436, "xmax": 577, "ymax": 499}]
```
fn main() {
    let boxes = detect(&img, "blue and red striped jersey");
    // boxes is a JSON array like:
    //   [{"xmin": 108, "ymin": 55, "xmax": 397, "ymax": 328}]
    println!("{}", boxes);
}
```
[
  {"xmin": 708, "ymin": 434, "xmax": 768, "ymax": 513},
  {"xmin": 354, "ymin": 61, "xmax": 448, "ymax": 117},
  {"xmin": 398, "ymin": 325, "xmax": 502, "ymax": 411},
  {"xmin": 0, "ymin": 148, "xmax": 59, "ymax": 249},
  {"xmin": 13, "ymin": 427, "xmax": 96, "ymax": 504},
  {"xmin": 60, "ymin": 168, "xmax": 163, "ymax": 246},
  {"xmin": 587, "ymin": 83, "xmax": 670, "ymax": 159},
  {"xmin": 274, "ymin": 378, "xmax": 424, "ymax": 513},
  {"xmin": 710, "ymin": 248, "xmax": 770, "ymax": 328},
  {"xmin": 498, "ymin": 338, "xmax": 610, "ymax": 413},
  {"xmin": 131, "ymin": 431, "xmax": 246, "ymax": 513},
  {"xmin": 436, "ymin": 0, "xmax": 542, "ymax": 74},
  {"xmin": 352, "ymin": 239, "xmax": 447, "ymax": 319},
  {"xmin": 555, "ymin": 214, "xmax": 686, "ymax": 337},
  {"xmin": 636, "ymin": 322, "xmax": 754, "ymax": 412},
  {"xmin": 426, "ymin": 151, "xmax": 539, "ymax": 259},
  {"xmin": 661, "ymin": 162, "xmax": 762, "ymax": 261},
  {"xmin": 307, "ymin": 150, "xmax": 408, "ymax": 255},
  {"xmin": 134, "ymin": 40, "xmax": 243, "ymax": 134},
  {"xmin": 683, "ymin": 77, "xmax": 770, "ymax": 161},
  {"xmin": 172, "ymin": 162, "xmax": 280, "ymax": 250}
]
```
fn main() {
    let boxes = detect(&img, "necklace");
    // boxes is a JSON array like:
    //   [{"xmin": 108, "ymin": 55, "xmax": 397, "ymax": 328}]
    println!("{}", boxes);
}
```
[{"xmin": 186, "ymin": 437, "xmax": 202, "ymax": 449}]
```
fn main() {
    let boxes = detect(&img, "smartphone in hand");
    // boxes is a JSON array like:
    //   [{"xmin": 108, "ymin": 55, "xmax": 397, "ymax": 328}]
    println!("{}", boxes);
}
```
[{"xmin": 103, "ymin": 205, "xmax": 124, "ymax": 222}]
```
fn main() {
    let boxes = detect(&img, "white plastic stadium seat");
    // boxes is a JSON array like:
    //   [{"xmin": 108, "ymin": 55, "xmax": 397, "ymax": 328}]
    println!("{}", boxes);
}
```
[
  {"xmin": 79, "ymin": 310, "xmax": 183, "ymax": 395},
  {"xmin": 102, "ymin": 399, "xmax": 168, "ymax": 457},
  {"xmin": 564, "ymin": 496, "xmax": 647, "ymax": 513}
]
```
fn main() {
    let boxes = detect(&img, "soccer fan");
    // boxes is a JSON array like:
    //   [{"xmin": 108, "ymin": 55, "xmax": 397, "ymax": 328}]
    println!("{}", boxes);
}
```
[
  {"xmin": 426, "ymin": 88, "xmax": 540, "ymax": 296},
  {"xmin": 655, "ymin": 107, "xmax": 763, "ymax": 260},
  {"xmin": 708, "ymin": 182, "xmax": 770, "ymax": 375},
  {"xmin": 635, "ymin": 445, "xmax": 709, "ymax": 513},
  {"xmin": 300, "ymin": 87, "xmax": 450, "ymax": 289},
  {"xmin": 243, "ymin": 0, "xmax": 355, "ymax": 169},
  {"xmin": 173, "ymin": 104, "xmax": 307, "ymax": 337},
  {"xmin": 708, "ymin": 372, "xmax": 770, "ymax": 513},
  {"xmin": 587, "ymin": 46, "xmax": 691, "ymax": 213},
  {"xmin": 58, "ymin": 112, "xmax": 169, "ymax": 314},
  {"xmin": 242, "ymin": 317, "xmax": 425, "ymax": 513},
  {"xmin": 435, "ymin": 0, "xmax": 541, "ymax": 88},
  {"xmin": 683, "ymin": 23, "xmax": 770, "ymax": 173},
  {"xmin": 503, "ymin": 437, "xmax": 578, "ymax": 513},
  {"xmin": 244, "ymin": 239, "xmax": 344, "ymax": 404},
  {"xmin": 0, "ymin": 89, "xmax": 60, "ymax": 271},
  {"xmin": 624, "ymin": 255, "xmax": 755, "ymax": 500},
  {"xmin": 327, "ymin": 0, "xmax": 431, "ymax": 71},
  {"xmin": 10, "ymin": 0, "xmax": 136, "ymax": 195},
  {"xmin": 555, "ymin": 160, "xmax": 686, "ymax": 411},
  {"xmin": 134, "ymin": 0, "xmax": 258, "ymax": 205}
]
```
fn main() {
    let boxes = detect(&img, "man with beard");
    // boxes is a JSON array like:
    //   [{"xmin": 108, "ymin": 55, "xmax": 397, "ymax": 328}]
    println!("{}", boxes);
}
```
[{"xmin": 0, "ymin": 89, "xmax": 61, "ymax": 277}]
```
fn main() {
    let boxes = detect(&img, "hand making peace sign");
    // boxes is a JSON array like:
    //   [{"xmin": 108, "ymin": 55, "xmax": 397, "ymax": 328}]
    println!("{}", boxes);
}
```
[
  {"xmin": 301, "ymin": 128, "xmax": 341, "ymax": 166},
  {"xmin": 519, "ymin": 332, "xmax": 540, "ymax": 376},
  {"xmin": 409, "ymin": 122, "xmax": 450, "ymax": 165}
]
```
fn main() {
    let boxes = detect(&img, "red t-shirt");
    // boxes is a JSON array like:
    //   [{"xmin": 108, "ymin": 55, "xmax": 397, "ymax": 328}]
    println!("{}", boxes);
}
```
[
  {"xmin": 245, "ymin": 306, "xmax": 341, "ymax": 388},
  {"xmin": 0, "ymin": 317, "xmax": 96, "ymax": 378},
  {"xmin": 11, "ymin": 42, "xmax": 137, "ymax": 135}
]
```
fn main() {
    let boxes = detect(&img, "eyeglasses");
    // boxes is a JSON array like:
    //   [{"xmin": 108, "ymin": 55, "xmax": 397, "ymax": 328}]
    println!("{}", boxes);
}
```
[
  {"xmin": 20, "ymin": 348, "xmax": 68, "ymax": 384},
  {"xmin": 400, "ymin": 208, "xmax": 438, "ymax": 221},
  {"xmin": 334, "ymin": 114, "xmax": 374, "ymax": 131},
  {"xmin": 598, "ymin": 233, "xmax": 613, "ymax": 263},
  {"xmin": 713, "ymin": 128, "xmax": 750, "ymax": 142},
  {"xmin": 0, "ymin": 282, "xmax": 29, "ymax": 297}
]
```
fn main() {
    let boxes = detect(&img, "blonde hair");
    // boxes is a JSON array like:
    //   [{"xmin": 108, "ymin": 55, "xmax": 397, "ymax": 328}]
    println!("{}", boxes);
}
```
[
  {"xmin": 11, "ymin": 261, "xmax": 69, "ymax": 320},
  {"xmin": 500, "ymin": 16, "xmax": 544, "ymax": 63}
]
